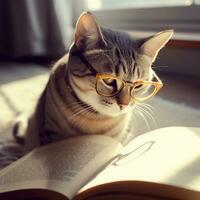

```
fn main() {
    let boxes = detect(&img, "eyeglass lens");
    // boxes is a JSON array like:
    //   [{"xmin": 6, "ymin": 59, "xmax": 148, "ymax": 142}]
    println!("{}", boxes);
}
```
[{"xmin": 97, "ymin": 77, "xmax": 156, "ymax": 100}]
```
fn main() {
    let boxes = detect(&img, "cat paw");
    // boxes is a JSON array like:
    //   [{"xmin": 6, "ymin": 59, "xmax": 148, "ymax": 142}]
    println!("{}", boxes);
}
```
[{"xmin": 12, "ymin": 115, "xmax": 28, "ymax": 145}]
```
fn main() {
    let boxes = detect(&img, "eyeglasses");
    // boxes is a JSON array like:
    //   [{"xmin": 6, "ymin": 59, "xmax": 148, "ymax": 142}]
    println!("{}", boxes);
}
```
[{"xmin": 72, "ymin": 51, "xmax": 163, "ymax": 102}]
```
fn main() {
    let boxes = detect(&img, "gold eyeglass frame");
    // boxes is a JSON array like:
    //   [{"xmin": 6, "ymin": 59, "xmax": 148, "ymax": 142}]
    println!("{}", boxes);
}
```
[
  {"xmin": 95, "ymin": 71, "xmax": 163, "ymax": 101},
  {"xmin": 73, "ymin": 51, "xmax": 163, "ymax": 102}
]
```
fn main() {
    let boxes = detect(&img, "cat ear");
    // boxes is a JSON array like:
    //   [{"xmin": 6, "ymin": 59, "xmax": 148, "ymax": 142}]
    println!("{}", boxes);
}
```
[
  {"xmin": 140, "ymin": 30, "xmax": 174, "ymax": 62},
  {"xmin": 74, "ymin": 11, "xmax": 106, "ymax": 49}
]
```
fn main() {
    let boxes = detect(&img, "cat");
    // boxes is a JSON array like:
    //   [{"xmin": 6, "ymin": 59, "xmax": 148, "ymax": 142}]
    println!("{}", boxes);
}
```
[{"xmin": 13, "ymin": 11, "xmax": 173, "ymax": 154}]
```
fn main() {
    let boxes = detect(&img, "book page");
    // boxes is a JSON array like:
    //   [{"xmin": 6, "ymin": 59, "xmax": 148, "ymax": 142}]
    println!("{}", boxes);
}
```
[
  {"xmin": 0, "ymin": 135, "xmax": 122, "ymax": 199},
  {"xmin": 77, "ymin": 127, "xmax": 200, "ymax": 200}
]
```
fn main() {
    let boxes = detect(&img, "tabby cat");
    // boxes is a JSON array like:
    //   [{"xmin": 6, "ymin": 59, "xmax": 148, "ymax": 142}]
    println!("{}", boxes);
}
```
[{"xmin": 14, "ymin": 12, "xmax": 173, "ymax": 153}]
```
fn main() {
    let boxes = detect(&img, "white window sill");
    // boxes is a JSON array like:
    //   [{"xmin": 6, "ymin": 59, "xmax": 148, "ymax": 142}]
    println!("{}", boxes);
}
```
[{"xmin": 126, "ymin": 30, "xmax": 200, "ymax": 42}]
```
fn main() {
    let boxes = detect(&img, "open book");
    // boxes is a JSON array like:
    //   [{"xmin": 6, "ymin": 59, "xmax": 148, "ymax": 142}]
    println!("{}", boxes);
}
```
[{"xmin": 0, "ymin": 126, "xmax": 200, "ymax": 200}]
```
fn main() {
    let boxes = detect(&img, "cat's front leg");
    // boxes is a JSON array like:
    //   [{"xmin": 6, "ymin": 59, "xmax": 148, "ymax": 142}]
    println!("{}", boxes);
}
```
[
  {"xmin": 12, "ymin": 113, "xmax": 40, "ymax": 153},
  {"xmin": 12, "ymin": 114, "xmax": 29, "ymax": 145},
  {"xmin": 24, "ymin": 114, "xmax": 41, "ymax": 153}
]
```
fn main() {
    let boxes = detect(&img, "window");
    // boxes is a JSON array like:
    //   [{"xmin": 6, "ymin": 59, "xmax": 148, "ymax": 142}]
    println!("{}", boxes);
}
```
[
  {"xmin": 73, "ymin": 1, "xmax": 200, "ymax": 78},
  {"xmin": 82, "ymin": 0, "xmax": 200, "ymax": 39},
  {"xmin": 85, "ymin": 0, "xmax": 193, "ymax": 11}
]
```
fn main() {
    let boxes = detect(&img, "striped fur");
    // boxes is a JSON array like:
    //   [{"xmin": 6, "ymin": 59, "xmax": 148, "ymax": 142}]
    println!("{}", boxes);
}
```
[
  {"xmin": 13, "ymin": 13, "xmax": 173, "ymax": 156},
  {"xmin": 23, "ymin": 33, "xmax": 151, "ymax": 152},
  {"xmin": 24, "ymin": 54, "xmax": 133, "ymax": 152}
]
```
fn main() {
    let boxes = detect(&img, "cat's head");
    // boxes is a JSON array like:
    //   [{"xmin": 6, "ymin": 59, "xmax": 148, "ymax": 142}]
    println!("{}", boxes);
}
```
[{"xmin": 68, "ymin": 12, "xmax": 173, "ymax": 117}]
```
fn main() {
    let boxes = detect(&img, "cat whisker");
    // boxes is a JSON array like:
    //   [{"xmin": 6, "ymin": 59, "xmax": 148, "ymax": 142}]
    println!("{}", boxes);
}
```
[
  {"xmin": 69, "ymin": 105, "xmax": 93, "ymax": 122},
  {"xmin": 135, "ymin": 105, "xmax": 151, "ymax": 130},
  {"xmin": 69, "ymin": 107, "xmax": 90, "ymax": 120},
  {"xmin": 66, "ymin": 101, "xmax": 86, "ymax": 108},
  {"xmin": 69, "ymin": 107, "xmax": 95, "ymax": 129},
  {"xmin": 66, "ymin": 102, "xmax": 91, "ymax": 112},
  {"xmin": 75, "ymin": 108, "xmax": 94, "ymax": 129},
  {"xmin": 135, "ymin": 105, "xmax": 153, "ymax": 130},
  {"xmin": 138, "ymin": 103, "xmax": 155, "ymax": 115},
  {"xmin": 137, "ymin": 104, "xmax": 157, "ymax": 128},
  {"xmin": 152, "ymin": 65, "xmax": 169, "ymax": 69}
]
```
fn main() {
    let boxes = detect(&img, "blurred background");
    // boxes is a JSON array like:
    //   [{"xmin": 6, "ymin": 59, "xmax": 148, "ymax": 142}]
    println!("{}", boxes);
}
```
[{"xmin": 0, "ymin": 0, "xmax": 200, "ymax": 139}]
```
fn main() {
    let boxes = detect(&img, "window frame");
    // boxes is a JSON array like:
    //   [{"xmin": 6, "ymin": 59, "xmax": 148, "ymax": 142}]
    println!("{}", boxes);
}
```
[
  {"xmin": 72, "ymin": 2, "xmax": 200, "ymax": 78},
  {"xmin": 75, "ymin": 3, "xmax": 200, "ymax": 40}
]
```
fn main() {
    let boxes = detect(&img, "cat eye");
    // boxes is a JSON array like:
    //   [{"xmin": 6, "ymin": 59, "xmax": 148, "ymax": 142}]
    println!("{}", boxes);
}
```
[
  {"xmin": 97, "ymin": 76, "xmax": 123, "ymax": 96},
  {"xmin": 72, "ymin": 51, "xmax": 163, "ymax": 102},
  {"xmin": 134, "ymin": 83, "xmax": 143, "ymax": 89},
  {"xmin": 103, "ymin": 78, "xmax": 115, "ymax": 85}
]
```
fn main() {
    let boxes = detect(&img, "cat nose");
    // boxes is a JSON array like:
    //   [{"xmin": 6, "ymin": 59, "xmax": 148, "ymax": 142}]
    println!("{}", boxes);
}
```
[{"xmin": 119, "ymin": 104, "xmax": 128, "ymax": 110}]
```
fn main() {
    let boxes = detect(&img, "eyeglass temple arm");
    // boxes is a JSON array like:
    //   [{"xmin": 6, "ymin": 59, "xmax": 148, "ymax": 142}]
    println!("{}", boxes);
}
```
[
  {"xmin": 72, "ymin": 51, "xmax": 98, "ymax": 76},
  {"xmin": 152, "ymin": 70, "xmax": 163, "ymax": 84}
]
